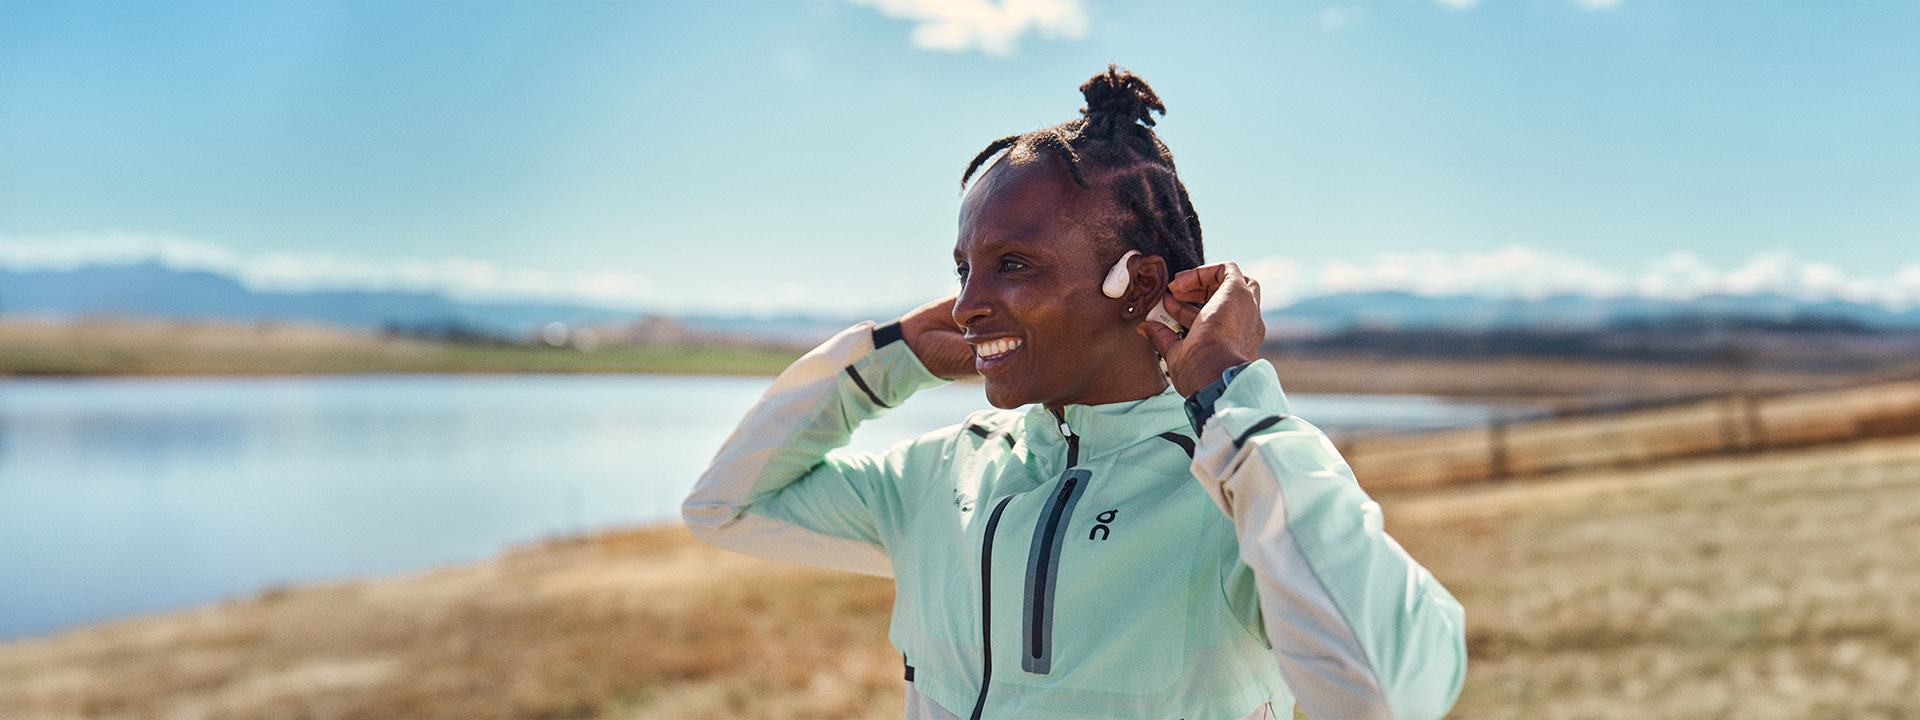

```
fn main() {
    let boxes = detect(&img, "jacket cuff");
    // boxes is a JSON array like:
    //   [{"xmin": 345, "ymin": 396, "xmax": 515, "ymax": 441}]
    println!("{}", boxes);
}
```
[
  {"xmin": 1184, "ymin": 361, "xmax": 1253, "ymax": 435},
  {"xmin": 846, "ymin": 323, "xmax": 948, "ymax": 411},
  {"xmin": 1203, "ymin": 360, "xmax": 1296, "ymax": 447}
]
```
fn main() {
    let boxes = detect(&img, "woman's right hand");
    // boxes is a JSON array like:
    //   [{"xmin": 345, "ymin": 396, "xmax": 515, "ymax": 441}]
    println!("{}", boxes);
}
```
[{"xmin": 896, "ymin": 296, "xmax": 978, "ymax": 380}]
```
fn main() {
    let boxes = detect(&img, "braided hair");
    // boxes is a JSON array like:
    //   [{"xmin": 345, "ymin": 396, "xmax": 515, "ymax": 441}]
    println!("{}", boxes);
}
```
[{"xmin": 961, "ymin": 65, "xmax": 1204, "ymax": 274}]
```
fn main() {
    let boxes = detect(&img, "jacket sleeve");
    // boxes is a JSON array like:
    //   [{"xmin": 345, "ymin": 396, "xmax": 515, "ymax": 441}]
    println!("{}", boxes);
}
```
[
  {"xmin": 1189, "ymin": 360, "xmax": 1466, "ymax": 720},
  {"xmin": 681, "ymin": 321, "xmax": 949, "ymax": 577}
]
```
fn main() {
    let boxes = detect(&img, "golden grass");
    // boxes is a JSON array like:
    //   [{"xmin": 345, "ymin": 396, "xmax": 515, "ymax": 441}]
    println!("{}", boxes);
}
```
[
  {"xmin": 1262, "ymin": 352, "xmax": 1861, "ymax": 404},
  {"xmin": 4, "ymin": 432, "xmax": 1920, "ymax": 719},
  {"xmin": 0, "ymin": 319, "xmax": 804, "ymax": 377},
  {"xmin": 0, "ymin": 529, "xmax": 903, "ymax": 720},
  {"xmin": 1347, "ymin": 378, "xmax": 1920, "ymax": 492},
  {"xmin": 1384, "ymin": 434, "xmax": 1920, "ymax": 719}
]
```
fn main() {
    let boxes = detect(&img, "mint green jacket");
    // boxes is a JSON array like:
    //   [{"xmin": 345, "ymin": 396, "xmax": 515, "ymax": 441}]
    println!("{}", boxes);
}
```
[{"xmin": 684, "ymin": 323, "xmax": 1465, "ymax": 720}]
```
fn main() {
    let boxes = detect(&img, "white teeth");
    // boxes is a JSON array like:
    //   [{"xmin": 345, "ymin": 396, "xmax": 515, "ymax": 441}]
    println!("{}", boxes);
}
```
[{"xmin": 973, "ymin": 338, "xmax": 1023, "ymax": 359}]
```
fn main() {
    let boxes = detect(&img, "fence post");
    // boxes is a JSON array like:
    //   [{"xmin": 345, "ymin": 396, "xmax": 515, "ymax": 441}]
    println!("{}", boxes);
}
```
[
  {"xmin": 1719, "ymin": 395, "xmax": 1740, "ymax": 453},
  {"xmin": 1743, "ymin": 394, "xmax": 1764, "ymax": 451},
  {"xmin": 1489, "ymin": 415, "xmax": 1509, "ymax": 480}
]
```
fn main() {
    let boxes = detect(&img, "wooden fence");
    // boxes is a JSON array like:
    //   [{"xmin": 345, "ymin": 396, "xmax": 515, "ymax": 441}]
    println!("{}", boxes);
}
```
[{"xmin": 1343, "ymin": 378, "xmax": 1920, "ymax": 492}]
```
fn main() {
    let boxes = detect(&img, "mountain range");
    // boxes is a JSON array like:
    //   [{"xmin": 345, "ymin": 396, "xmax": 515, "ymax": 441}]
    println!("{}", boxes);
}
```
[{"xmin": 6, "ymin": 262, "xmax": 1919, "ymax": 350}]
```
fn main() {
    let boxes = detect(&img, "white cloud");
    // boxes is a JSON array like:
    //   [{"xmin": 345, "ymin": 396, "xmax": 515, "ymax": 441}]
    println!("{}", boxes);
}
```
[
  {"xmin": 845, "ymin": 0, "xmax": 1088, "ymax": 57},
  {"xmin": 0, "ymin": 233, "xmax": 656, "ymax": 310},
  {"xmin": 1318, "ymin": 7, "xmax": 1351, "ymax": 32},
  {"xmin": 0, "ymin": 231, "xmax": 240, "ymax": 272},
  {"xmin": 1239, "ymin": 246, "xmax": 1920, "ymax": 311},
  {"xmin": 1431, "ymin": 0, "xmax": 1480, "ymax": 9},
  {"xmin": 1575, "ymin": 0, "xmax": 1621, "ymax": 9},
  {"xmin": 1290, "ymin": 246, "xmax": 1628, "ymax": 300}
]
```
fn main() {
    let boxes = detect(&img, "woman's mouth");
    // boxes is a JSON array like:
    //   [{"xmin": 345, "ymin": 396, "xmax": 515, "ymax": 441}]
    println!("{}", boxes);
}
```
[{"xmin": 972, "ymin": 337, "xmax": 1023, "ymax": 372}]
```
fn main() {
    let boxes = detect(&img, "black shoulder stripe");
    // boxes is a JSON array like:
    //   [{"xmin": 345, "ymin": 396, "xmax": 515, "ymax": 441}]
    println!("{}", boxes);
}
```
[
  {"xmin": 1233, "ymin": 415, "xmax": 1286, "ymax": 449},
  {"xmin": 967, "ymin": 424, "xmax": 992, "ymax": 439},
  {"xmin": 1003, "ymin": 433, "xmax": 1017, "ymax": 449},
  {"xmin": 1157, "ymin": 432, "xmax": 1196, "ymax": 458},
  {"xmin": 872, "ymin": 321, "xmax": 905, "ymax": 348},
  {"xmin": 845, "ymin": 366, "xmax": 892, "ymax": 409}
]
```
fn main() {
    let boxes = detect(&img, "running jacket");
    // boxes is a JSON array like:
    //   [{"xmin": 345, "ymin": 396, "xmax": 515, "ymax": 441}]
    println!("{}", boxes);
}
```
[{"xmin": 683, "ymin": 322, "xmax": 1466, "ymax": 720}]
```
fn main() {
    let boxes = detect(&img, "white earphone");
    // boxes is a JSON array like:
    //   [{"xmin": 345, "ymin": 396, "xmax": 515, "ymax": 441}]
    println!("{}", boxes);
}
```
[
  {"xmin": 1102, "ymin": 250, "xmax": 1140, "ymax": 298},
  {"xmin": 1102, "ymin": 250, "xmax": 1187, "ymax": 335}
]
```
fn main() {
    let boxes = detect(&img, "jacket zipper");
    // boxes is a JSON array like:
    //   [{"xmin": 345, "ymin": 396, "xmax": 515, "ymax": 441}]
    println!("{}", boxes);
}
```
[
  {"xmin": 970, "ymin": 494, "xmax": 1016, "ymax": 720},
  {"xmin": 1022, "ymin": 469, "xmax": 1086, "ymax": 675},
  {"xmin": 1021, "ymin": 409, "xmax": 1085, "ymax": 675},
  {"xmin": 972, "ymin": 409, "xmax": 1085, "ymax": 718}
]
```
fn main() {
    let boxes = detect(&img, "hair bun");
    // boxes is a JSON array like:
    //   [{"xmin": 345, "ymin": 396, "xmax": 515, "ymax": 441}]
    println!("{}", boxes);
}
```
[{"xmin": 1079, "ymin": 64, "xmax": 1166, "ymax": 128}]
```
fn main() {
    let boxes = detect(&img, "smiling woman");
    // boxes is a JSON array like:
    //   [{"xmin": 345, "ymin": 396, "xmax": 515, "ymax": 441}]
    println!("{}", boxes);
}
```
[{"xmin": 683, "ymin": 67, "xmax": 1466, "ymax": 720}]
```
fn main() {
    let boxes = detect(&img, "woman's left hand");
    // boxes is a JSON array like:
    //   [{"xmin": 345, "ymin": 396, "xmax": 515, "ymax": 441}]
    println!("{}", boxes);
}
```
[{"xmin": 1138, "ymin": 262, "xmax": 1266, "ymax": 396}]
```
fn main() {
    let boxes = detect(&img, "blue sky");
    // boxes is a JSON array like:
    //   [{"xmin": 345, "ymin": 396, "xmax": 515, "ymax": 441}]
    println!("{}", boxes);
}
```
[{"xmin": 3, "ymin": 0, "xmax": 1917, "ymax": 315}]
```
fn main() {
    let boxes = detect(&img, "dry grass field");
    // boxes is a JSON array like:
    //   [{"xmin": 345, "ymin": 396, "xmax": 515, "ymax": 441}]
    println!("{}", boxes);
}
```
[
  {"xmin": 1385, "ymin": 433, "xmax": 1920, "ymax": 720},
  {"xmin": 5, "ymin": 432, "xmax": 1919, "ymax": 719},
  {"xmin": 0, "ymin": 319, "xmax": 805, "ymax": 377},
  {"xmin": 0, "ymin": 529, "xmax": 904, "ymax": 720},
  {"xmin": 1263, "ymin": 352, "xmax": 1869, "ymax": 406}
]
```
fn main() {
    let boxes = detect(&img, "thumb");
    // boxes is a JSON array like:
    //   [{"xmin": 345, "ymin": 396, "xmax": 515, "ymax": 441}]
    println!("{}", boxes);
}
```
[{"xmin": 1137, "ymin": 321, "xmax": 1182, "ymax": 360}]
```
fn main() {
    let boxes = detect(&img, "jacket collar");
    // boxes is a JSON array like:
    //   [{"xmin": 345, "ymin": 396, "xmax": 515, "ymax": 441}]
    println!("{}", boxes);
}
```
[{"xmin": 1019, "ymin": 385, "xmax": 1189, "ymax": 464}]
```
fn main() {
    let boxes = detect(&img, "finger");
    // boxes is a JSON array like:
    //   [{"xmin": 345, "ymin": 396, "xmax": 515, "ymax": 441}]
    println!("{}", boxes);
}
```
[
  {"xmin": 1166, "ymin": 263, "xmax": 1230, "ymax": 298},
  {"xmin": 1137, "ymin": 320, "xmax": 1183, "ymax": 360},
  {"xmin": 1246, "ymin": 278, "xmax": 1261, "ymax": 307}
]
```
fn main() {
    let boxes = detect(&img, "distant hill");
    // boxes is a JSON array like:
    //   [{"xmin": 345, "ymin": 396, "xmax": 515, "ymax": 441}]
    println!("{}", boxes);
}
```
[
  {"xmin": 1264, "ymin": 291, "xmax": 1920, "ymax": 375},
  {"xmin": 6, "ymin": 264, "xmax": 1919, "ymax": 367},
  {"xmin": 1265, "ymin": 290, "xmax": 1920, "ymax": 336},
  {"xmin": 0, "ymin": 263, "xmax": 648, "ymax": 339}
]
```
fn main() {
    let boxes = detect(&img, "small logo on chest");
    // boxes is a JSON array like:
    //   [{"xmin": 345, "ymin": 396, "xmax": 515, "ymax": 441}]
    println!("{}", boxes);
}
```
[
  {"xmin": 953, "ymin": 488, "xmax": 976, "ymax": 514},
  {"xmin": 1087, "ymin": 509, "xmax": 1118, "ymax": 540}
]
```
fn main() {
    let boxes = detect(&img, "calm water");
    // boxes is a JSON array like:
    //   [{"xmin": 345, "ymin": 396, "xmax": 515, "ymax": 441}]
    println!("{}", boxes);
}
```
[{"xmin": 0, "ymin": 374, "xmax": 1519, "ymax": 640}]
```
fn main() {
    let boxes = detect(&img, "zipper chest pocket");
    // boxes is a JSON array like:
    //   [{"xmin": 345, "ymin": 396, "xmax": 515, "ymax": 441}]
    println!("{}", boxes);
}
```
[{"xmin": 1020, "ymin": 468, "xmax": 1090, "ymax": 675}]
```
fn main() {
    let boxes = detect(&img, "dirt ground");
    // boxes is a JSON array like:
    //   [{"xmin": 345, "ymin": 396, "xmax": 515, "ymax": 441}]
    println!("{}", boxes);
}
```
[{"xmin": 4, "ymin": 436, "xmax": 1920, "ymax": 719}]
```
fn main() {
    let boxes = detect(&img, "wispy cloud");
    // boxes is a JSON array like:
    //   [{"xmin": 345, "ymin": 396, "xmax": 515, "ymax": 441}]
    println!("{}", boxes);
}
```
[
  {"xmin": 845, "ymin": 0, "xmax": 1088, "ymax": 57},
  {"xmin": 0, "ymin": 233, "xmax": 654, "ymax": 309},
  {"xmin": 1428, "ymin": 0, "xmax": 1621, "ymax": 11},
  {"xmin": 1242, "ymin": 247, "xmax": 1920, "ymax": 311}
]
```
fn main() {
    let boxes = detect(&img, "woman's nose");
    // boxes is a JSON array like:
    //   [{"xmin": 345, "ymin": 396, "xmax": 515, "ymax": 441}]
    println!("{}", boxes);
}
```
[{"xmin": 953, "ymin": 280, "xmax": 994, "ymax": 328}]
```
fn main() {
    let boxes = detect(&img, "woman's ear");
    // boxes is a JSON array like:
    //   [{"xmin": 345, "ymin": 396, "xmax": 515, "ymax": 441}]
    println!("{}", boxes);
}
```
[{"xmin": 1119, "ymin": 253, "xmax": 1169, "ymax": 320}]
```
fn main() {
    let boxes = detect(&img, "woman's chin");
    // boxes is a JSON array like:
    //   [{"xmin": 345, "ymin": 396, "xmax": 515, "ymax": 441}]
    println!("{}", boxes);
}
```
[{"xmin": 981, "ymin": 378, "xmax": 1031, "ymax": 409}]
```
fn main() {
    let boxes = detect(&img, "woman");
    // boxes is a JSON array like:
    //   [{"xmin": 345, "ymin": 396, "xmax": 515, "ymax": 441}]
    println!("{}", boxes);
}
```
[{"xmin": 684, "ymin": 67, "xmax": 1464, "ymax": 720}]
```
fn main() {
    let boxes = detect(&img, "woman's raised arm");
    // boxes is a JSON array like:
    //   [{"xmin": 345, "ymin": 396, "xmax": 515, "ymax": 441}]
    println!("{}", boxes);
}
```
[
  {"xmin": 1148, "ymin": 263, "xmax": 1468, "ymax": 720},
  {"xmin": 681, "ymin": 310, "xmax": 952, "ymax": 576}
]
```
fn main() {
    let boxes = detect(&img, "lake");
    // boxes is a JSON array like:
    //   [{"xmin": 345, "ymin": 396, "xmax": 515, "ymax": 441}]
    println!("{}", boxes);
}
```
[{"xmin": 0, "ymin": 374, "xmax": 1524, "ymax": 640}]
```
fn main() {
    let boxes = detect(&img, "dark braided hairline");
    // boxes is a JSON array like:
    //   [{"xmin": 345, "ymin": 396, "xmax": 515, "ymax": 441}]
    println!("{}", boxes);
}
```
[
  {"xmin": 961, "ymin": 125, "xmax": 1090, "ymax": 190},
  {"xmin": 956, "ymin": 69, "xmax": 1204, "ymax": 273}
]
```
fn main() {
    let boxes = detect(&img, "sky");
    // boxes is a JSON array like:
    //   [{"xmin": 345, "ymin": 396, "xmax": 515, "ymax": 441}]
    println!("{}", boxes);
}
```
[{"xmin": 3, "ymin": 0, "xmax": 1917, "ymax": 316}]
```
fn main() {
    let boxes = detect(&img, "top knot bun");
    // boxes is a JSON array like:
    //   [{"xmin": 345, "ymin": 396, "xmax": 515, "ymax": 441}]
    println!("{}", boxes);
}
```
[{"xmin": 1079, "ymin": 64, "xmax": 1166, "ymax": 128}]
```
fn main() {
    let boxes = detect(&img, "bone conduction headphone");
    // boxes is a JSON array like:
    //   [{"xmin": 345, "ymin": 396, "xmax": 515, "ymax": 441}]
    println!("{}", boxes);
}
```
[{"xmin": 1102, "ymin": 250, "xmax": 1187, "ymax": 335}]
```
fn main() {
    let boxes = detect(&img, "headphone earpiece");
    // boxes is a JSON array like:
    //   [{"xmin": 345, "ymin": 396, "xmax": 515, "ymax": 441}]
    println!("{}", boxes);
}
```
[{"xmin": 1102, "ymin": 250, "xmax": 1140, "ymax": 298}]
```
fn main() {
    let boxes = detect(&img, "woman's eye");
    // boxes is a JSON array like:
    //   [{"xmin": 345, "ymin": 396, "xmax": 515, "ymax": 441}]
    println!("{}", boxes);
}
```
[
  {"xmin": 998, "ymin": 258, "xmax": 1026, "ymax": 272},
  {"xmin": 954, "ymin": 264, "xmax": 969, "ymax": 281}
]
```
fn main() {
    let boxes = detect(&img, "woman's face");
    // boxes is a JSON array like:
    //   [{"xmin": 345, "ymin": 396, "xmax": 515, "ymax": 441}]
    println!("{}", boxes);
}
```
[{"xmin": 953, "ymin": 155, "xmax": 1166, "ymax": 410}]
